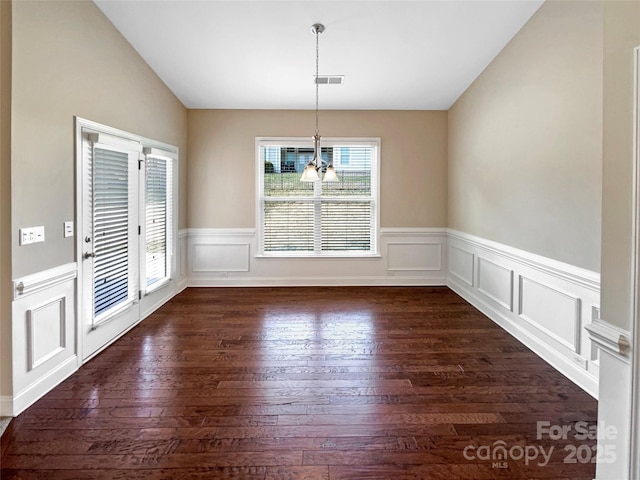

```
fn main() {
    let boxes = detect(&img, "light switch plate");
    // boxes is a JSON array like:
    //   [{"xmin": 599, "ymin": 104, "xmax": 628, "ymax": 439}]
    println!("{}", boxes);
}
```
[{"xmin": 64, "ymin": 221, "xmax": 74, "ymax": 238}]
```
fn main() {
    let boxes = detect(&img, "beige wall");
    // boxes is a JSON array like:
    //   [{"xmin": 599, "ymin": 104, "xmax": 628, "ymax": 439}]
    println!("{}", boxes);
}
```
[
  {"xmin": 1, "ymin": 0, "xmax": 13, "ymax": 403},
  {"xmin": 188, "ymin": 109, "xmax": 447, "ymax": 229},
  {"xmin": 11, "ymin": 0, "xmax": 188, "ymax": 279},
  {"xmin": 601, "ymin": 0, "xmax": 640, "ymax": 331},
  {"xmin": 448, "ymin": 0, "xmax": 603, "ymax": 272}
]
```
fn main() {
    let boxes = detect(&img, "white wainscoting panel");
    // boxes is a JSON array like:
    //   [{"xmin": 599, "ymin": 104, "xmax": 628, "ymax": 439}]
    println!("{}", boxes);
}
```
[
  {"xmin": 387, "ymin": 242, "xmax": 442, "ymax": 271},
  {"xmin": 193, "ymin": 244, "xmax": 250, "ymax": 272},
  {"xmin": 27, "ymin": 295, "xmax": 66, "ymax": 370},
  {"xmin": 447, "ymin": 230, "xmax": 600, "ymax": 398},
  {"xmin": 448, "ymin": 245, "xmax": 474, "ymax": 287},
  {"xmin": 187, "ymin": 228, "xmax": 447, "ymax": 286},
  {"xmin": 11, "ymin": 263, "xmax": 78, "ymax": 416},
  {"xmin": 518, "ymin": 276, "xmax": 580, "ymax": 352},
  {"xmin": 477, "ymin": 257, "xmax": 513, "ymax": 311}
]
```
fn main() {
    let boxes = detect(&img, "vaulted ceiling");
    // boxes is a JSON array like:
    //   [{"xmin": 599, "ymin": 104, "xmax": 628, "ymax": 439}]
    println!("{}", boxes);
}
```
[{"xmin": 94, "ymin": 0, "xmax": 544, "ymax": 110}]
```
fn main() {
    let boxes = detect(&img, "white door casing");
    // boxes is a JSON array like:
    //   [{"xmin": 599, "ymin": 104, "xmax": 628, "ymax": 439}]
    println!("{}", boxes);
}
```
[{"xmin": 630, "ymin": 45, "xmax": 640, "ymax": 480}]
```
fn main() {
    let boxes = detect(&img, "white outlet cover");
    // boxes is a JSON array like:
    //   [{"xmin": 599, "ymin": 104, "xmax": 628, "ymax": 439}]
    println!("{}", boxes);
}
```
[{"xmin": 19, "ymin": 226, "xmax": 45, "ymax": 245}]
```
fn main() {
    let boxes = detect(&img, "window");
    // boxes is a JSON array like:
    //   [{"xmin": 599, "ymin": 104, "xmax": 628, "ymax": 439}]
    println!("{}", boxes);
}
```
[
  {"xmin": 142, "ymin": 147, "xmax": 175, "ymax": 293},
  {"xmin": 258, "ymin": 138, "xmax": 379, "ymax": 256}
]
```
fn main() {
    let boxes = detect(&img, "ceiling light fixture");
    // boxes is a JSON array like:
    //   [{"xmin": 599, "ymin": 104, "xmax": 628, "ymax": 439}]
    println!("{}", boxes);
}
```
[{"xmin": 301, "ymin": 23, "xmax": 339, "ymax": 183}]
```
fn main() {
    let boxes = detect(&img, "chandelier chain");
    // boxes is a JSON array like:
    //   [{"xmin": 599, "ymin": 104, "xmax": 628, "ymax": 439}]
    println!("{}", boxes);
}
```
[{"xmin": 315, "ymin": 28, "xmax": 319, "ymax": 136}]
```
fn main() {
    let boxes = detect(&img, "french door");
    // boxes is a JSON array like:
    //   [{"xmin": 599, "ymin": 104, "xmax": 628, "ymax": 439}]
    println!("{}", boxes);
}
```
[
  {"xmin": 77, "ymin": 119, "xmax": 177, "ymax": 361},
  {"xmin": 80, "ymin": 132, "xmax": 141, "ymax": 360}
]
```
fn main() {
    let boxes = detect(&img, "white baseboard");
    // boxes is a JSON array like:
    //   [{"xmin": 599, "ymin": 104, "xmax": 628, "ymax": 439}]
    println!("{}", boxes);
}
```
[
  {"xmin": 189, "ymin": 275, "xmax": 447, "ymax": 287},
  {"xmin": 140, "ymin": 282, "xmax": 181, "ymax": 320},
  {"xmin": 447, "ymin": 230, "xmax": 600, "ymax": 398},
  {"xmin": 11, "ymin": 354, "xmax": 78, "ymax": 416},
  {"xmin": 177, "ymin": 279, "xmax": 189, "ymax": 293}
]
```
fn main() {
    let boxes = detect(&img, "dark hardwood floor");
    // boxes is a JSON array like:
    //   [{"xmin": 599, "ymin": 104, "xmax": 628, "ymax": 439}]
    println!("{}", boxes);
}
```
[{"xmin": 1, "ymin": 287, "xmax": 598, "ymax": 479}]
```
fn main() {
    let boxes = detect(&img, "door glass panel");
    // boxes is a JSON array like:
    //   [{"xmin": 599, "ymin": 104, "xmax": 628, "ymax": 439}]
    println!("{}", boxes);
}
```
[
  {"xmin": 93, "ymin": 146, "xmax": 131, "ymax": 319},
  {"xmin": 145, "ymin": 156, "xmax": 168, "ymax": 288}
]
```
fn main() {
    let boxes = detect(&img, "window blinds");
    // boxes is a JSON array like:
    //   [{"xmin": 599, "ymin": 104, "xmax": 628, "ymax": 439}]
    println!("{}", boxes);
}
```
[
  {"xmin": 144, "ymin": 155, "xmax": 172, "ymax": 290},
  {"xmin": 322, "ymin": 201, "xmax": 373, "ymax": 251},
  {"xmin": 92, "ymin": 146, "xmax": 133, "ymax": 317}
]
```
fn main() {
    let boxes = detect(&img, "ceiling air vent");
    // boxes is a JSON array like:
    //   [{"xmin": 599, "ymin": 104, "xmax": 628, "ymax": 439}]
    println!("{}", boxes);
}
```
[{"xmin": 314, "ymin": 75, "xmax": 345, "ymax": 85}]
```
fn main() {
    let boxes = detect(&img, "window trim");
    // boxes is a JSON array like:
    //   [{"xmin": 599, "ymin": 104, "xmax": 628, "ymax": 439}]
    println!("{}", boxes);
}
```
[{"xmin": 255, "ymin": 136, "xmax": 381, "ymax": 258}]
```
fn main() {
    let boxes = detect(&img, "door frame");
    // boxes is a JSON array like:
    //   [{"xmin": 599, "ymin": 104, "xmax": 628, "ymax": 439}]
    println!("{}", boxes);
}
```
[
  {"xmin": 74, "ymin": 117, "xmax": 180, "ymax": 362},
  {"xmin": 631, "ymin": 45, "xmax": 640, "ymax": 480}
]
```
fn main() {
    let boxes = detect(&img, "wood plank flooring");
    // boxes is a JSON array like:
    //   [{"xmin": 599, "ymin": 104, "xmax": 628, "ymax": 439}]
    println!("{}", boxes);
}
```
[{"xmin": 1, "ymin": 287, "xmax": 598, "ymax": 479}]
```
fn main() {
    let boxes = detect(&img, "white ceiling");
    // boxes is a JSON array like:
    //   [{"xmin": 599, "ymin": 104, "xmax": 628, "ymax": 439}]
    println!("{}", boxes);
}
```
[{"xmin": 94, "ymin": 0, "xmax": 544, "ymax": 110}]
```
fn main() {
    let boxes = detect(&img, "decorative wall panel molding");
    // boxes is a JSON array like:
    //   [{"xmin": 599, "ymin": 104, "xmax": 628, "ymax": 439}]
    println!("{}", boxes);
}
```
[
  {"xmin": 11, "ymin": 263, "xmax": 78, "ymax": 416},
  {"xmin": 387, "ymin": 242, "xmax": 442, "ymax": 271},
  {"xmin": 187, "ymin": 228, "xmax": 448, "ymax": 286},
  {"xmin": 27, "ymin": 295, "xmax": 66, "ymax": 370},
  {"xmin": 477, "ymin": 257, "xmax": 513, "ymax": 311},
  {"xmin": 448, "ymin": 245, "xmax": 474, "ymax": 287},
  {"xmin": 448, "ymin": 230, "xmax": 599, "ymax": 290},
  {"xmin": 447, "ymin": 229, "xmax": 600, "ymax": 398},
  {"xmin": 518, "ymin": 276, "xmax": 581, "ymax": 352},
  {"xmin": 192, "ymin": 244, "xmax": 250, "ymax": 272}
]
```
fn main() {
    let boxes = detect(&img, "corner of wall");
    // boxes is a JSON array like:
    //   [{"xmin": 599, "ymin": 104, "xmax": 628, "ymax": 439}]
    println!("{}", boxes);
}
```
[{"xmin": 1, "ymin": 0, "xmax": 14, "ymax": 415}]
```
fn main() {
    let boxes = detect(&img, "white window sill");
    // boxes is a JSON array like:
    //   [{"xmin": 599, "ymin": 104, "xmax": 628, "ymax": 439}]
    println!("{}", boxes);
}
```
[{"xmin": 255, "ymin": 253, "xmax": 381, "ymax": 259}]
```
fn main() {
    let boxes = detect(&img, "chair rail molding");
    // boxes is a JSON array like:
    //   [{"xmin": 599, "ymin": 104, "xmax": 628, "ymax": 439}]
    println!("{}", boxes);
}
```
[
  {"xmin": 585, "ymin": 319, "xmax": 631, "ymax": 361},
  {"xmin": 447, "ymin": 229, "xmax": 600, "ymax": 291},
  {"xmin": 13, "ymin": 263, "xmax": 77, "ymax": 300}
]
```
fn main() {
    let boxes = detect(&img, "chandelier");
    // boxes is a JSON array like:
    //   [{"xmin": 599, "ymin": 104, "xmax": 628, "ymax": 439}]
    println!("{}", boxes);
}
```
[{"xmin": 300, "ymin": 23, "xmax": 339, "ymax": 182}]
